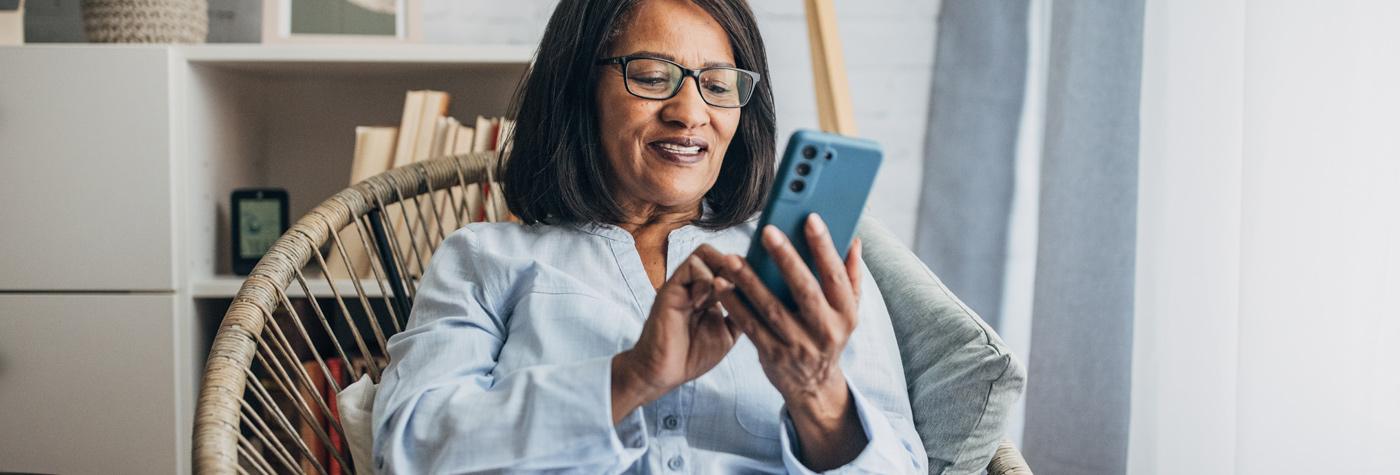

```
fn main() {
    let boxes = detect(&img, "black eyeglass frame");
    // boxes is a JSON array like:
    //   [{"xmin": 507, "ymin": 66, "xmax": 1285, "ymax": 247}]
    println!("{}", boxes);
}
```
[{"xmin": 596, "ymin": 55, "xmax": 763, "ymax": 109}]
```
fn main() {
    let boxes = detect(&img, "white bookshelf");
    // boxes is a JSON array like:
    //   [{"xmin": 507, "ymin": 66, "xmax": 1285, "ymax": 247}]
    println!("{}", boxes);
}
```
[{"xmin": 0, "ymin": 44, "xmax": 530, "ymax": 474}]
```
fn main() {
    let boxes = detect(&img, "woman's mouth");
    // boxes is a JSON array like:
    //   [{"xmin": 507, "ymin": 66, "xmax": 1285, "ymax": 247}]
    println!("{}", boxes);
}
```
[{"xmin": 649, "ymin": 137, "xmax": 710, "ymax": 165}]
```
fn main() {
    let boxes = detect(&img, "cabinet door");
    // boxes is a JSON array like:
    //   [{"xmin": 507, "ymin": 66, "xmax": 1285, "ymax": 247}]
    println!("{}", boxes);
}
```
[
  {"xmin": 0, "ymin": 46, "xmax": 175, "ymax": 291},
  {"xmin": 0, "ymin": 294, "xmax": 182, "ymax": 474}
]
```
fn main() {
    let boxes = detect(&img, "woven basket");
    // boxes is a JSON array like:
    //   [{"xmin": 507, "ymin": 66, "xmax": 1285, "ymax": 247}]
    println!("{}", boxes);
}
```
[{"xmin": 81, "ymin": 0, "xmax": 208, "ymax": 44}]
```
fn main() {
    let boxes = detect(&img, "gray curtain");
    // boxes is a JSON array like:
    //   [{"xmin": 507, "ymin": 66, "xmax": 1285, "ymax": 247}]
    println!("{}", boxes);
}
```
[
  {"xmin": 916, "ymin": 1, "xmax": 1144, "ymax": 473},
  {"xmin": 1023, "ymin": 0, "xmax": 1143, "ymax": 473},
  {"xmin": 915, "ymin": 0, "xmax": 1028, "ymax": 332}
]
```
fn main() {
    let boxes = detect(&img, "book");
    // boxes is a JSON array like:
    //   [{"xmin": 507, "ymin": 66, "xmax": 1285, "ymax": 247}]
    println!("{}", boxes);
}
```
[
  {"xmin": 469, "ymin": 116, "xmax": 501, "ymax": 223},
  {"xmin": 490, "ymin": 119, "xmax": 516, "ymax": 222},
  {"xmin": 252, "ymin": 357, "xmax": 328, "ymax": 474},
  {"xmin": 326, "ymin": 358, "xmax": 347, "ymax": 475},
  {"xmin": 452, "ymin": 124, "xmax": 476, "ymax": 156},
  {"xmin": 391, "ymin": 91, "xmax": 451, "ymax": 278},
  {"xmin": 325, "ymin": 126, "xmax": 398, "ymax": 280},
  {"xmin": 412, "ymin": 91, "xmax": 451, "ymax": 163},
  {"xmin": 438, "ymin": 124, "xmax": 477, "ymax": 227},
  {"xmin": 299, "ymin": 361, "xmax": 328, "ymax": 473},
  {"xmin": 0, "ymin": 0, "xmax": 21, "ymax": 46},
  {"xmin": 390, "ymin": 91, "xmax": 426, "ymax": 168},
  {"xmin": 439, "ymin": 117, "xmax": 462, "ymax": 158}
]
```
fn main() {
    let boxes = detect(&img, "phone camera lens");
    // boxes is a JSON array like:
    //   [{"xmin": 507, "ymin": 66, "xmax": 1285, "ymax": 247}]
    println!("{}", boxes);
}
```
[
  {"xmin": 789, "ymin": 180, "xmax": 806, "ymax": 192},
  {"xmin": 802, "ymin": 145, "xmax": 817, "ymax": 159},
  {"xmin": 795, "ymin": 163, "xmax": 812, "ymax": 176},
  {"xmin": 824, "ymin": 150, "xmax": 834, "ymax": 160}
]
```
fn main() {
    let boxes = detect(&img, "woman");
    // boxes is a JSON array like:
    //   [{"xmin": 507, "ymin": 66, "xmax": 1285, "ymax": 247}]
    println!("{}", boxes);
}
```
[{"xmin": 372, "ymin": 0, "xmax": 926, "ymax": 472}]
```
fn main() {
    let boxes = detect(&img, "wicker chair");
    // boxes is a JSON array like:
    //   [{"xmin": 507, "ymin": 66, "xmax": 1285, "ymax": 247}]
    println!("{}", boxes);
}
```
[{"xmin": 192, "ymin": 152, "xmax": 1031, "ymax": 474}]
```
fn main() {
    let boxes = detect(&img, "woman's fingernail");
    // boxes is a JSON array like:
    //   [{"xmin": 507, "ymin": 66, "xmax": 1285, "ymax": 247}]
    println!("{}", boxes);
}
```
[
  {"xmin": 763, "ymin": 225, "xmax": 783, "ymax": 246},
  {"xmin": 809, "ymin": 213, "xmax": 827, "ymax": 234}
]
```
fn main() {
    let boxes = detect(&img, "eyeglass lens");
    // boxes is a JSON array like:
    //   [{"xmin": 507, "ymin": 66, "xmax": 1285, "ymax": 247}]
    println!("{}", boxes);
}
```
[{"xmin": 624, "ymin": 58, "xmax": 753, "ymax": 107}]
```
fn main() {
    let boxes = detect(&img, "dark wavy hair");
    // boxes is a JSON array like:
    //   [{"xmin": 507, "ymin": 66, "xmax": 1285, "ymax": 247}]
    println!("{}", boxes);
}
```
[{"xmin": 499, "ymin": 0, "xmax": 776, "ymax": 230}]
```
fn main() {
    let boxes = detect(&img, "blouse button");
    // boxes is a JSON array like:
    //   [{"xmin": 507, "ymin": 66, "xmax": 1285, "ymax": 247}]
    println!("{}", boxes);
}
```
[
  {"xmin": 667, "ymin": 456, "xmax": 684, "ymax": 471},
  {"xmin": 663, "ymin": 415, "xmax": 679, "ymax": 430}
]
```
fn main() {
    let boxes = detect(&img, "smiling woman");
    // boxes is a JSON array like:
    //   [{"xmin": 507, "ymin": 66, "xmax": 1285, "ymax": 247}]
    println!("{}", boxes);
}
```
[
  {"xmin": 370, "ymin": 1, "xmax": 928, "ymax": 473},
  {"xmin": 501, "ymin": 0, "xmax": 775, "ymax": 233}
]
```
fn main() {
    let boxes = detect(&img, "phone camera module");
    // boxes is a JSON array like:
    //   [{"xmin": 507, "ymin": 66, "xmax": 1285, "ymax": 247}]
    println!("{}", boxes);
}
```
[
  {"xmin": 795, "ymin": 163, "xmax": 812, "ymax": 176},
  {"xmin": 802, "ymin": 145, "xmax": 817, "ymax": 159},
  {"xmin": 789, "ymin": 180, "xmax": 806, "ymax": 192}
]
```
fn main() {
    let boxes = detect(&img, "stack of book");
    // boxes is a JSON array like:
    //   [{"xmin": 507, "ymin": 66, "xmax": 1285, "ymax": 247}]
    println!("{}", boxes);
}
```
[{"xmin": 326, "ymin": 90, "xmax": 515, "ymax": 280}]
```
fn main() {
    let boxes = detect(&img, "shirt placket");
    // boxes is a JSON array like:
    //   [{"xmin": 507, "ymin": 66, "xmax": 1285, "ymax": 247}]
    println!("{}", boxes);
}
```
[{"xmin": 658, "ymin": 232, "xmax": 701, "ymax": 473}]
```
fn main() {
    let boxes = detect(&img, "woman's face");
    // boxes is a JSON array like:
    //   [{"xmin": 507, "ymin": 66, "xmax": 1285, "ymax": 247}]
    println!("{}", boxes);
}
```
[{"xmin": 596, "ymin": 0, "xmax": 741, "ymax": 218}]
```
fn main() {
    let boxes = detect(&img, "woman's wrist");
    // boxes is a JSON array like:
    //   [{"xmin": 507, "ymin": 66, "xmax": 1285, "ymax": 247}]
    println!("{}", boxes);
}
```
[
  {"xmin": 784, "ymin": 368, "xmax": 854, "ymax": 431},
  {"xmin": 609, "ymin": 350, "xmax": 665, "ymax": 424},
  {"xmin": 783, "ymin": 369, "xmax": 868, "ymax": 470}
]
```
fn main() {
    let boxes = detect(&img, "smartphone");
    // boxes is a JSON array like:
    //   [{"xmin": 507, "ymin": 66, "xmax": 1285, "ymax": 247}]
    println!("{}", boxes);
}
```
[{"xmin": 744, "ymin": 129, "xmax": 883, "ymax": 309}]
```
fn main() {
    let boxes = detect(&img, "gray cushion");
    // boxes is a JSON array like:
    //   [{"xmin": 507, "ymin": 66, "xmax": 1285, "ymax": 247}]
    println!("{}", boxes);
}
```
[{"xmin": 858, "ymin": 216, "xmax": 1026, "ymax": 475}]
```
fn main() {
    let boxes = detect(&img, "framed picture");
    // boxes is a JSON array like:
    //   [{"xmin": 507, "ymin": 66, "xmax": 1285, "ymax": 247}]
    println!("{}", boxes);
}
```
[{"xmin": 262, "ymin": 0, "xmax": 422, "ymax": 44}]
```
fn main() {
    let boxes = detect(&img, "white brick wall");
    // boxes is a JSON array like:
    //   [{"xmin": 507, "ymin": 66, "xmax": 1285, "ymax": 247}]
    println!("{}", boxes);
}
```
[{"xmin": 423, "ymin": 0, "xmax": 939, "ymax": 244}]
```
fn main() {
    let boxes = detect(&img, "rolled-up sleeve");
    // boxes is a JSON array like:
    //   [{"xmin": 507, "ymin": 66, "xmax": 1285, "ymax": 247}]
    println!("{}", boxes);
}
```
[{"xmin": 371, "ymin": 229, "xmax": 648, "ymax": 474}]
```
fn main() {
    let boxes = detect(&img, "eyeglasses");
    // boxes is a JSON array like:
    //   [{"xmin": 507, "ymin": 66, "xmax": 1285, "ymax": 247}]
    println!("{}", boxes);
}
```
[{"xmin": 597, "ymin": 55, "xmax": 761, "ymax": 109}]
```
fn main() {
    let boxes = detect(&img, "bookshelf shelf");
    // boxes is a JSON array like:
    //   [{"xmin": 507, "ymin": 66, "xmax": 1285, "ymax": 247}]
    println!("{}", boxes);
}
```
[{"xmin": 179, "ymin": 44, "xmax": 536, "ymax": 74}]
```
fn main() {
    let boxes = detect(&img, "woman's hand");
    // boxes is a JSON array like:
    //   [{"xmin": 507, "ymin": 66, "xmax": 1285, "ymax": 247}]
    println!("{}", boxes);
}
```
[
  {"xmin": 611, "ymin": 244, "xmax": 741, "ymax": 423},
  {"xmin": 710, "ymin": 214, "xmax": 869, "ymax": 470}
]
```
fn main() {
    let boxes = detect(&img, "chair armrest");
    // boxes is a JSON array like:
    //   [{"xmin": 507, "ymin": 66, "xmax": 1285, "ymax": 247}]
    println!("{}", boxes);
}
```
[{"xmin": 856, "ymin": 216, "xmax": 1028, "ymax": 474}]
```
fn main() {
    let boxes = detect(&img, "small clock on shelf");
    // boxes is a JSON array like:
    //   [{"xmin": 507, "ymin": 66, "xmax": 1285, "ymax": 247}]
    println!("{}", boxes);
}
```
[{"xmin": 231, "ymin": 188, "xmax": 289, "ymax": 275}]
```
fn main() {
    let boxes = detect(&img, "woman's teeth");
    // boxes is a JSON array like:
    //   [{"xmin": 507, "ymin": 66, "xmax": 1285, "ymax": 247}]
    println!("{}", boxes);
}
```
[{"xmin": 657, "ymin": 143, "xmax": 701, "ymax": 154}]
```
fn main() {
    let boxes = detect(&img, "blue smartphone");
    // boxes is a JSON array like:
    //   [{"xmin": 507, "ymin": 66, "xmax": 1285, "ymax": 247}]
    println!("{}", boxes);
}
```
[{"xmin": 744, "ymin": 129, "xmax": 883, "ymax": 309}]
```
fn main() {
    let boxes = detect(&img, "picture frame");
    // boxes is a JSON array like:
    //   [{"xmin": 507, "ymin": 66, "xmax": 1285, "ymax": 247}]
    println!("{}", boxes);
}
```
[{"xmin": 261, "ymin": 0, "xmax": 422, "ymax": 44}]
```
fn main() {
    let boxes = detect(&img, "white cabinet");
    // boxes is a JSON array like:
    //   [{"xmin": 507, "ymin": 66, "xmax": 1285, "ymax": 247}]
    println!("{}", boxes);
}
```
[
  {"xmin": 0, "ymin": 47, "xmax": 176, "ymax": 291},
  {"xmin": 0, "ymin": 294, "xmax": 183, "ymax": 474}
]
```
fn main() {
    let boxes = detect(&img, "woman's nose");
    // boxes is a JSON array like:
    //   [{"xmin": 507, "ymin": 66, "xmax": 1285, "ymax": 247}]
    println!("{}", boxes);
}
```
[{"xmin": 659, "ymin": 77, "xmax": 711, "ymax": 129}]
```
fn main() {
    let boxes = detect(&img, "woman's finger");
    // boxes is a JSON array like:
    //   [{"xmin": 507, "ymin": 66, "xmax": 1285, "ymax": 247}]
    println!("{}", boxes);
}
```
[
  {"xmin": 760, "ymin": 224, "xmax": 830, "ymax": 324},
  {"xmin": 686, "ymin": 255, "xmax": 715, "ymax": 310},
  {"xmin": 691, "ymin": 244, "xmax": 731, "ymax": 272},
  {"xmin": 654, "ymin": 253, "xmax": 695, "ymax": 313},
  {"xmin": 714, "ymin": 251, "xmax": 811, "ymax": 346},
  {"xmin": 845, "ymin": 238, "xmax": 863, "ymax": 305},
  {"xmin": 691, "ymin": 271, "xmax": 732, "ymax": 318},
  {"xmin": 803, "ymin": 214, "xmax": 856, "ymax": 313},
  {"xmin": 716, "ymin": 284, "xmax": 784, "ymax": 350}
]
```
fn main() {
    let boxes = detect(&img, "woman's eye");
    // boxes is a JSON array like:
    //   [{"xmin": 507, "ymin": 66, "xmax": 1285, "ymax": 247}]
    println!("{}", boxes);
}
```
[
  {"xmin": 706, "ymin": 83, "xmax": 733, "ymax": 94},
  {"xmin": 629, "ymin": 75, "xmax": 669, "ymax": 86}
]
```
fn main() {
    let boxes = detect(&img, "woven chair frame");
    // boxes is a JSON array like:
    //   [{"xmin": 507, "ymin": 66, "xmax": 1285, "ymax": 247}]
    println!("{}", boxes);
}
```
[{"xmin": 195, "ymin": 152, "xmax": 503, "ymax": 474}]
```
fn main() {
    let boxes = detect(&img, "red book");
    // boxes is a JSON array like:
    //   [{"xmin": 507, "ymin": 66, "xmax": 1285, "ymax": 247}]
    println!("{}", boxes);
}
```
[{"xmin": 326, "ymin": 358, "xmax": 346, "ymax": 475}]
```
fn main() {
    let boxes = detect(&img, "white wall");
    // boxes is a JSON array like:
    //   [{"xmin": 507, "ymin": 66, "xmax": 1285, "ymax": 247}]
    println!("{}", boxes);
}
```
[
  {"xmin": 1132, "ymin": 0, "xmax": 1400, "ymax": 473},
  {"xmin": 423, "ymin": 0, "xmax": 939, "ymax": 244}
]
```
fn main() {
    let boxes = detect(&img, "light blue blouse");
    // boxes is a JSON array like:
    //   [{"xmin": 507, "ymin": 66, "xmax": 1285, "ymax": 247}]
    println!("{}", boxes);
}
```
[{"xmin": 372, "ymin": 216, "xmax": 928, "ymax": 474}]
